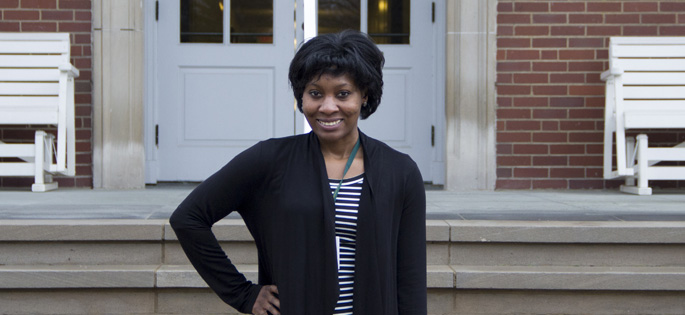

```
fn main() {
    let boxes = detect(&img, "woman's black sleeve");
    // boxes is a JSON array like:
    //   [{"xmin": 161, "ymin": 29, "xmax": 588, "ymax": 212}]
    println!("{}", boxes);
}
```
[
  {"xmin": 169, "ymin": 142, "xmax": 266, "ymax": 314},
  {"xmin": 397, "ymin": 160, "xmax": 427, "ymax": 315}
]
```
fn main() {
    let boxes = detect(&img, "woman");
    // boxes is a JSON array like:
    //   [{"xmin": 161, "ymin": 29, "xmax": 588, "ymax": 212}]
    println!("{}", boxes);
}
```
[{"xmin": 170, "ymin": 30, "xmax": 426, "ymax": 315}]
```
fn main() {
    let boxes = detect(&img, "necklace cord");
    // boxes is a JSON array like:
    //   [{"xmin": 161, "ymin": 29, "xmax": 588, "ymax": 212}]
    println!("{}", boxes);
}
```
[{"xmin": 332, "ymin": 138, "xmax": 361, "ymax": 202}]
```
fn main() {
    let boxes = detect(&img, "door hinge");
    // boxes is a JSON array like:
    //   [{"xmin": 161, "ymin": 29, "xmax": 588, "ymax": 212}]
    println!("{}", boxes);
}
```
[
  {"xmin": 155, "ymin": 124, "xmax": 159, "ymax": 146},
  {"xmin": 431, "ymin": 2, "xmax": 435, "ymax": 23},
  {"xmin": 155, "ymin": 1, "xmax": 159, "ymax": 21},
  {"xmin": 431, "ymin": 125, "xmax": 435, "ymax": 147}
]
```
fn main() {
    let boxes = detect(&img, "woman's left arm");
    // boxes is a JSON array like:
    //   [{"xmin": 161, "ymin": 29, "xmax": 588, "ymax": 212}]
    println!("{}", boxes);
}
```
[{"xmin": 397, "ymin": 161, "xmax": 427, "ymax": 315}]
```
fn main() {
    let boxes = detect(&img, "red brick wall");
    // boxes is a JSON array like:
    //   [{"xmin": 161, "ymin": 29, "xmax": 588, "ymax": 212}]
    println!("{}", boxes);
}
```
[
  {"xmin": 0, "ymin": 0, "xmax": 92, "ymax": 188},
  {"xmin": 496, "ymin": 0, "xmax": 685, "ymax": 190}
]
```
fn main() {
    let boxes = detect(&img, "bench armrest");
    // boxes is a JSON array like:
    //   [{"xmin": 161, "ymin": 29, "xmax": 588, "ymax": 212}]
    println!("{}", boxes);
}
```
[
  {"xmin": 600, "ymin": 68, "xmax": 623, "ymax": 81},
  {"xmin": 59, "ymin": 64, "xmax": 80, "ymax": 78}
]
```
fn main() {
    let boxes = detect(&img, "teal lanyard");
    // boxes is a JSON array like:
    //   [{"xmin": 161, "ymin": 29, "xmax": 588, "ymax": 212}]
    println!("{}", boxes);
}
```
[{"xmin": 332, "ymin": 138, "xmax": 361, "ymax": 202}]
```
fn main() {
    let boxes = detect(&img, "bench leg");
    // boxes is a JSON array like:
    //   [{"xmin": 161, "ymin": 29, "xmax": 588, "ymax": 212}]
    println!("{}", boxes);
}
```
[
  {"xmin": 624, "ymin": 137, "xmax": 636, "ymax": 187},
  {"xmin": 636, "ymin": 134, "xmax": 651, "ymax": 193},
  {"xmin": 32, "ymin": 131, "xmax": 58, "ymax": 192},
  {"xmin": 620, "ymin": 134, "xmax": 652, "ymax": 195}
]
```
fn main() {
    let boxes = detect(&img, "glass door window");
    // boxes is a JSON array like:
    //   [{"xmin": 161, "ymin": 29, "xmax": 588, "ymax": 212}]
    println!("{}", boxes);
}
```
[
  {"xmin": 317, "ymin": 0, "xmax": 409, "ymax": 44},
  {"xmin": 180, "ymin": 0, "xmax": 274, "ymax": 44},
  {"xmin": 230, "ymin": 0, "xmax": 274, "ymax": 43},
  {"xmin": 181, "ymin": 0, "xmax": 224, "ymax": 43},
  {"xmin": 368, "ymin": 0, "xmax": 409, "ymax": 44},
  {"xmin": 318, "ymin": 0, "xmax": 360, "ymax": 34}
]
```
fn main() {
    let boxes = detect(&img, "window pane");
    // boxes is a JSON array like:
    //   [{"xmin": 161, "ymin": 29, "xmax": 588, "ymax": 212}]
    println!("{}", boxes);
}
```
[
  {"xmin": 368, "ymin": 0, "xmax": 410, "ymax": 44},
  {"xmin": 231, "ymin": 0, "xmax": 273, "ymax": 43},
  {"xmin": 181, "ymin": 0, "xmax": 224, "ymax": 43},
  {"xmin": 318, "ymin": 0, "xmax": 360, "ymax": 34}
]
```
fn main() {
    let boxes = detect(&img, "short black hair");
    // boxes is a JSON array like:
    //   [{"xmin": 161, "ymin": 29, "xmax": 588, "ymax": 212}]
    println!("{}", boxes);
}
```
[{"xmin": 288, "ymin": 30, "xmax": 385, "ymax": 119}]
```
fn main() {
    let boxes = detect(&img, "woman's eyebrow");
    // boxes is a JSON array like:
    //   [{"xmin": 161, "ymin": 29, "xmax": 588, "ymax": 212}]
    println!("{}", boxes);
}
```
[{"xmin": 307, "ymin": 82, "xmax": 352, "ymax": 89}]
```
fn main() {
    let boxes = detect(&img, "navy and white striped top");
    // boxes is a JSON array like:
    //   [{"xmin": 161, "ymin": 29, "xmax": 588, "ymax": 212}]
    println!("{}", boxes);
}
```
[{"xmin": 330, "ymin": 174, "xmax": 364, "ymax": 315}]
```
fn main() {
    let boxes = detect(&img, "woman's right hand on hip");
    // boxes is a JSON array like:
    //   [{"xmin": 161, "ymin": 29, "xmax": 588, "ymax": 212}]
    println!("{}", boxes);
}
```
[{"xmin": 252, "ymin": 285, "xmax": 280, "ymax": 315}]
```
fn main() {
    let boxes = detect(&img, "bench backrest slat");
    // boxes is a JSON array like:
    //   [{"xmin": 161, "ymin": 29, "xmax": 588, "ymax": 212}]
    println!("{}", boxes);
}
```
[
  {"xmin": 0, "ymin": 97, "xmax": 58, "ymax": 107},
  {"xmin": 613, "ymin": 59, "xmax": 685, "ymax": 71},
  {"xmin": 622, "ymin": 72, "xmax": 685, "ymax": 85},
  {"xmin": 623, "ymin": 101, "xmax": 685, "ymax": 112},
  {"xmin": 624, "ymin": 114, "xmax": 685, "ymax": 129},
  {"xmin": 0, "ymin": 55, "xmax": 69, "ymax": 68},
  {"xmin": 611, "ymin": 45, "xmax": 685, "ymax": 58},
  {"xmin": 0, "ymin": 32, "xmax": 69, "ymax": 42},
  {"xmin": 0, "ymin": 69, "xmax": 60, "ymax": 81},
  {"xmin": 0, "ymin": 111, "xmax": 58, "ymax": 125},
  {"xmin": 623, "ymin": 86, "xmax": 685, "ymax": 100},
  {"xmin": 0, "ymin": 82, "xmax": 60, "ymax": 96},
  {"xmin": 608, "ymin": 36, "xmax": 685, "ymax": 45},
  {"xmin": 0, "ymin": 33, "xmax": 70, "ymax": 54},
  {"xmin": 0, "ymin": 41, "xmax": 70, "ymax": 54}
]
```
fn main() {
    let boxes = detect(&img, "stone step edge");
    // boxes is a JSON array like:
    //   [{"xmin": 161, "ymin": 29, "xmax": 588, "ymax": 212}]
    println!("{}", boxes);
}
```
[
  {"xmin": 1, "ymin": 265, "xmax": 684, "ymax": 291},
  {"xmin": 2, "ymin": 219, "xmax": 685, "ymax": 243}
]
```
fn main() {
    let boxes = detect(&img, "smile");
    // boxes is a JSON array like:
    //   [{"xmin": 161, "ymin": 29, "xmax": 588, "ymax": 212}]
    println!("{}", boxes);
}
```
[{"xmin": 318, "ymin": 119, "xmax": 342, "ymax": 127}]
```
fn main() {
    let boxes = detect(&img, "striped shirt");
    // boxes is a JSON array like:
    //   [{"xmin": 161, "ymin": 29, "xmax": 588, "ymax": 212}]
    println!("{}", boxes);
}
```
[{"xmin": 330, "ymin": 174, "xmax": 364, "ymax": 315}]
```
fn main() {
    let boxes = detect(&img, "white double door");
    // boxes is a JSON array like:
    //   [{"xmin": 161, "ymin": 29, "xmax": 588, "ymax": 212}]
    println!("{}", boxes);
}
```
[{"xmin": 154, "ymin": 0, "xmax": 442, "ymax": 183}]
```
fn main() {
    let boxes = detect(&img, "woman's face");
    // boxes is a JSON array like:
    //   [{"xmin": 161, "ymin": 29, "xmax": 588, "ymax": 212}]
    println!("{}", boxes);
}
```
[{"xmin": 302, "ymin": 73, "xmax": 367, "ymax": 146}]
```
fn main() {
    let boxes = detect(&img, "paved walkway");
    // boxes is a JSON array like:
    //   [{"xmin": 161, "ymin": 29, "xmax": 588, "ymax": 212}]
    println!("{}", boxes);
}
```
[{"xmin": 1, "ymin": 184, "xmax": 684, "ymax": 221}]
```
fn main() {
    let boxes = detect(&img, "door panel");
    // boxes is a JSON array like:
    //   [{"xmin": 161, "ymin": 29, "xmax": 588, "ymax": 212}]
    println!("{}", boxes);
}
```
[
  {"xmin": 327, "ymin": 0, "xmax": 437, "ymax": 183},
  {"xmin": 157, "ymin": 0, "xmax": 293, "ymax": 181},
  {"xmin": 180, "ymin": 67, "xmax": 274, "ymax": 141}
]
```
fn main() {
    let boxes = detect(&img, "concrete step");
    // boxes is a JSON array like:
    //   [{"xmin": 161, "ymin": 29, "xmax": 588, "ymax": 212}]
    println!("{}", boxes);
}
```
[
  {"xmin": 1, "ymin": 264, "xmax": 685, "ymax": 314},
  {"xmin": 3, "ymin": 264, "xmax": 684, "ymax": 291},
  {"xmin": 3, "ymin": 220, "xmax": 684, "ymax": 267},
  {"xmin": 3, "ymin": 287, "xmax": 683, "ymax": 315},
  {"xmin": 0, "ymin": 265, "xmax": 257, "ymax": 289},
  {"xmin": 0, "ymin": 219, "xmax": 256, "ymax": 266},
  {"xmin": 446, "ymin": 220, "xmax": 685, "ymax": 267}
]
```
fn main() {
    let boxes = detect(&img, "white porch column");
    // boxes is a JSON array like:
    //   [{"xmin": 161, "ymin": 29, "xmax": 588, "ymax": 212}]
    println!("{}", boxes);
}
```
[
  {"xmin": 93, "ymin": 0, "xmax": 146, "ymax": 189},
  {"xmin": 444, "ymin": 0, "xmax": 497, "ymax": 190}
]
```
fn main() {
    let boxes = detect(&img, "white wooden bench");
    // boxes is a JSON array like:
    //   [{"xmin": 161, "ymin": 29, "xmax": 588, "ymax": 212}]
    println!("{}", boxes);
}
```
[
  {"xmin": 602, "ymin": 36, "xmax": 685, "ymax": 195},
  {"xmin": 0, "ymin": 33, "xmax": 79, "ymax": 192}
]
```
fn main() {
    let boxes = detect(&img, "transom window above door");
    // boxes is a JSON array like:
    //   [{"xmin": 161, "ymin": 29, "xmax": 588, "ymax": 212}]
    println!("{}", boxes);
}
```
[{"xmin": 180, "ymin": 0, "xmax": 274, "ymax": 44}]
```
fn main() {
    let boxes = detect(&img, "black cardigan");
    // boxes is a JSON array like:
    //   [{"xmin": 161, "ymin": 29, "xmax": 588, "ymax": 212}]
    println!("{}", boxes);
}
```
[{"xmin": 170, "ymin": 131, "xmax": 427, "ymax": 314}]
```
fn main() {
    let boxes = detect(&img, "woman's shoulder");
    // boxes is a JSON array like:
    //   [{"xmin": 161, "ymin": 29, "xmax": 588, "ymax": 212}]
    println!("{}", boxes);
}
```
[
  {"xmin": 225, "ymin": 134, "xmax": 309, "ymax": 177},
  {"xmin": 362, "ymin": 134, "xmax": 424, "ymax": 193},
  {"xmin": 362, "ymin": 133, "xmax": 420, "ymax": 171}
]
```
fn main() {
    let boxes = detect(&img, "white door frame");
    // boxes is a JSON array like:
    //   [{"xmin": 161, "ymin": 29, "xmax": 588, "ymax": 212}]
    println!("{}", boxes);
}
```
[
  {"xmin": 433, "ymin": 0, "xmax": 447, "ymax": 186},
  {"xmin": 144, "ymin": 0, "xmax": 158, "ymax": 183}
]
